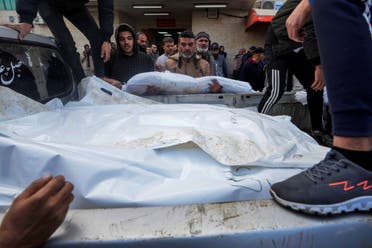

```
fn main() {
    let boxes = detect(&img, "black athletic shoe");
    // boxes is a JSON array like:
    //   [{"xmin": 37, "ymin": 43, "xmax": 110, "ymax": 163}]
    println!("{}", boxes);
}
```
[{"xmin": 270, "ymin": 150, "xmax": 372, "ymax": 215}]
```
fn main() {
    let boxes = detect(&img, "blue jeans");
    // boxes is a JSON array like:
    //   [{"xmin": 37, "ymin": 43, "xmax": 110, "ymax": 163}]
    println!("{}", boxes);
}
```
[
  {"xmin": 38, "ymin": 2, "xmax": 105, "ymax": 82},
  {"xmin": 312, "ymin": 0, "xmax": 372, "ymax": 137}
]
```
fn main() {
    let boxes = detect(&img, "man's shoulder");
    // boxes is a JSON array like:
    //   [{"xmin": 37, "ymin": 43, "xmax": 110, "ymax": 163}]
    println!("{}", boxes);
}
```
[
  {"xmin": 168, "ymin": 53, "xmax": 179, "ymax": 61},
  {"xmin": 158, "ymin": 54, "xmax": 167, "ymax": 61},
  {"xmin": 156, "ymin": 54, "xmax": 167, "ymax": 64},
  {"xmin": 137, "ymin": 51, "xmax": 150, "ymax": 58},
  {"xmin": 137, "ymin": 51, "xmax": 153, "ymax": 62}
]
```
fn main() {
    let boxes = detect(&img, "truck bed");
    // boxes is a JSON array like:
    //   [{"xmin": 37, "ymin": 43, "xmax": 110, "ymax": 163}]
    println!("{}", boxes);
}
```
[{"xmin": 30, "ymin": 199, "xmax": 372, "ymax": 247}]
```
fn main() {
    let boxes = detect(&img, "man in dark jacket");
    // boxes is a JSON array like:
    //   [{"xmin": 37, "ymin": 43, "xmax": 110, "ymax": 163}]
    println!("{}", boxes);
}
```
[
  {"xmin": 103, "ymin": 23, "xmax": 154, "ymax": 88},
  {"xmin": 257, "ymin": 0, "xmax": 325, "ymax": 134},
  {"xmin": 3, "ymin": 0, "xmax": 113, "ymax": 83},
  {"xmin": 238, "ymin": 47, "xmax": 265, "ymax": 91}
]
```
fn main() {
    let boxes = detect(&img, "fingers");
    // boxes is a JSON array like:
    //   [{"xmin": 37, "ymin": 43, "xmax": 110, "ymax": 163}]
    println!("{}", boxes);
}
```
[
  {"xmin": 19, "ymin": 32, "xmax": 26, "ymax": 41},
  {"xmin": 2, "ymin": 23, "xmax": 31, "ymax": 40},
  {"xmin": 101, "ymin": 49, "xmax": 105, "ymax": 61},
  {"xmin": 101, "ymin": 42, "xmax": 111, "ymax": 63},
  {"xmin": 287, "ymin": 26, "xmax": 305, "ymax": 42},
  {"xmin": 52, "ymin": 193, "xmax": 74, "ymax": 226},
  {"xmin": 290, "ymin": 33, "xmax": 305, "ymax": 43},
  {"xmin": 18, "ymin": 175, "xmax": 53, "ymax": 199},
  {"xmin": 2, "ymin": 23, "xmax": 16, "ymax": 29},
  {"xmin": 103, "ymin": 50, "xmax": 110, "ymax": 63},
  {"xmin": 114, "ymin": 82, "xmax": 122, "ymax": 89},
  {"xmin": 311, "ymin": 81, "xmax": 324, "ymax": 91},
  {"xmin": 53, "ymin": 181, "xmax": 74, "ymax": 205},
  {"xmin": 32, "ymin": 175, "xmax": 66, "ymax": 202}
]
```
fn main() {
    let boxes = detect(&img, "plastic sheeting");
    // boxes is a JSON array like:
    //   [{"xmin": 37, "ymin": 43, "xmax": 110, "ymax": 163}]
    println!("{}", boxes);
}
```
[
  {"xmin": 124, "ymin": 72, "xmax": 252, "ymax": 96},
  {"xmin": 0, "ymin": 86, "xmax": 47, "ymax": 121},
  {"xmin": 0, "ymin": 77, "xmax": 329, "ymax": 209}
]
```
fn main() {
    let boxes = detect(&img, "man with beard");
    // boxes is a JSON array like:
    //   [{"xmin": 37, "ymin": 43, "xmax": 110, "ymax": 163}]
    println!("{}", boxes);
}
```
[
  {"xmin": 165, "ymin": 31, "xmax": 210, "ymax": 78},
  {"xmin": 136, "ymin": 32, "xmax": 148, "ymax": 53},
  {"xmin": 195, "ymin": 31, "xmax": 211, "ymax": 63},
  {"xmin": 104, "ymin": 23, "xmax": 154, "ymax": 89}
]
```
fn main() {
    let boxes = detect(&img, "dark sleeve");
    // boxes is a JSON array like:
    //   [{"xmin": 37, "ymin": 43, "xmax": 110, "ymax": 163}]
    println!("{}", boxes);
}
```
[
  {"xmin": 97, "ymin": 0, "xmax": 114, "ymax": 41},
  {"xmin": 238, "ymin": 63, "xmax": 255, "ymax": 82},
  {"xmin": 146, "ymin": 55, "xmax": 155, "ymax": 71},
  {"xmin": 263, "ymin": 25, "xmax": 276, "ymax": 64},
  {"xmin": 257, "ymin": 64, "xmax": 266, "ymax": 91},
  {"xmin": 271, "ymin": 0, "xmax": 300, "ymax": 40},
  {"xmin": 303, "ymin": 21, "xmax": 321, "ymax": 66},
  {"xmin": 222, "ymin": 58, "xmax": 228, "ymax": 77},
  {"xmin": 16, "ymin": 0, "xmax": 38, "ymax": 24},
  {"xmin": 104, "ymin": 58, "xmax": 113, "ymax": 77}
]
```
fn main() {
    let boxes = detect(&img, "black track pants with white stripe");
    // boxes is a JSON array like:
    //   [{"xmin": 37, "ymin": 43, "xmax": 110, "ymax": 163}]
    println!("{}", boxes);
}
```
[
  {"xmin": 257, "ymin": 57, "xmax": 287, "ymax": 115},
  {"xmin": 258, "ymin": 50, "xmax": 324, "ymax": 131}
]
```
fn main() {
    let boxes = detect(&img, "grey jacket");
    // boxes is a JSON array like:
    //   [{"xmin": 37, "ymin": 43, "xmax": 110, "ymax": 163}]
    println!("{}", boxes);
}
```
[{"xmin": 210, "ymin": 54, "xmax": 228, "ymax": 77}]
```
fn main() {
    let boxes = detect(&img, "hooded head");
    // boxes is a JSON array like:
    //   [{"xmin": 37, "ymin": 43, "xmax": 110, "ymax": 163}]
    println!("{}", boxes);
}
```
[{"xmin": 115, "ymin": 23, "xmax": 138, "ymax": 56}]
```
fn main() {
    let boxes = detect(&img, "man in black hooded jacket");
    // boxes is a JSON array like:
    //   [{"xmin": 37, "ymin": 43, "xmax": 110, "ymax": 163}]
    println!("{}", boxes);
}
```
[
  {"xmin": 103, "ymin": 23, "xmax": 154, "ymax": 88},
  {"xmin": 3, "ymin": 0, "xmax": 113, "ymax": 83}
]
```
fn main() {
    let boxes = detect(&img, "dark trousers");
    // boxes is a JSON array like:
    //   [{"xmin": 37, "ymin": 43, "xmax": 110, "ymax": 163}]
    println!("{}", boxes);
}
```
[
  {"xmin": 38, "ymin": 2, "xmax": 105, "ymax": 82},
  {"xmin": 313, "ymin": 0, "xmax": 372, "ymax": 137},
  {"xmin": 258, "ymin": 50, "xmax": 324, "ymax": 131}
]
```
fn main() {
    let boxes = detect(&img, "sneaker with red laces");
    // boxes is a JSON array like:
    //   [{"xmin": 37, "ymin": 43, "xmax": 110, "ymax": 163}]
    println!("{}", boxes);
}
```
[{"xmin": 270, "ymin": 150, "xmax": 372, "ymax": 215}]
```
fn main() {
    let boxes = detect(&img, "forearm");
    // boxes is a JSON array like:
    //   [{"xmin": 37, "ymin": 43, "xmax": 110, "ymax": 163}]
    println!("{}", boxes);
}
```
[{"xmin": 297, "ymin": 0, "xmax": 312, "ymax": 16}]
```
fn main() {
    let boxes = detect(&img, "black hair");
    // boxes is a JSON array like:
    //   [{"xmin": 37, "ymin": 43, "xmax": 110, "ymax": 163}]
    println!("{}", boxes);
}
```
[{"xmin": 179, "ymin": 31, "xmax": 195, "ymax": 39}]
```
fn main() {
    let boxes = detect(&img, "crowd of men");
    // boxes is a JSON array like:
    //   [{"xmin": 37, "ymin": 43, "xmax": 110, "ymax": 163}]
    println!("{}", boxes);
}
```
[
  {"xmin": 0, "ymin": 0, "xmax": 371, "ymax": 246},
  {"xmin": 100, "ymin": 28, "xmax": 244, "ymax": 86}
]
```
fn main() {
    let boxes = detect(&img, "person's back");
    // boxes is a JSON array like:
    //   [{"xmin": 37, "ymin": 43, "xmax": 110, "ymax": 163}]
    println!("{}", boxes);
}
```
[
  {"xmin": 233, "ymin": 48, "xmax": 246, "ymax": 71},
  {"xmin": 238, "ymin": 48, "xmax": 265, "ymax": 91}
]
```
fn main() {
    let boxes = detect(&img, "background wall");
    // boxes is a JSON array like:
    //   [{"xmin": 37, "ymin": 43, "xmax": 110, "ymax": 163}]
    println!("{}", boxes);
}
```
[{"xmin": 1, "ymin": 8, "xmax": 268, "ymax": 76}]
